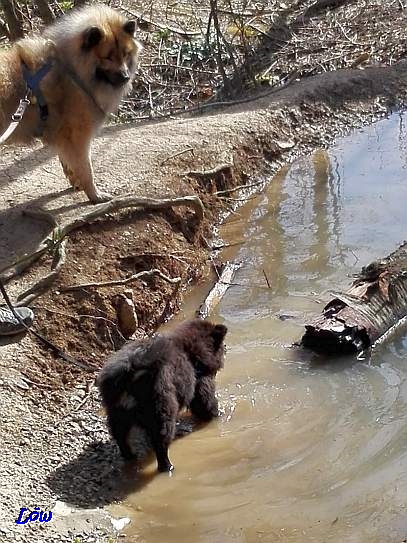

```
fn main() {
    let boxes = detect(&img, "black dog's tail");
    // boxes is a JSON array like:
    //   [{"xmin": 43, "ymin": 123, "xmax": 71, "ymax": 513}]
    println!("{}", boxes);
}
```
[{"xmin": 97, "ymin": 335, "xmax": 170, "ymax": 406}]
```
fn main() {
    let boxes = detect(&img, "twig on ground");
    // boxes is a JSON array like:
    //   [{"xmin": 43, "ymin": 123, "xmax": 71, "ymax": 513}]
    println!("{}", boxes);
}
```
[
  {"xmin": 19, "ymin": 372, "xmax": 53, "ymax": 390},
  {"xmin": 71, "ymin": 379, "xmax": 96, "ymax": 413},
  {"xmin": 262, "ymin": 269, "xmax": 271, "ymax": 288},
  {"xmin": 160, "ymin": 146, "xmax": 194, "ymax": 165}
]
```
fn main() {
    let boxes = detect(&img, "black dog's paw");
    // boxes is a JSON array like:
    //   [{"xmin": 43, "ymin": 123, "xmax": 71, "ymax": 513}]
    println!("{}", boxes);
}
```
[{"xmin": 158, "ymin": 461, "xmax": 174, "ymax": 473}]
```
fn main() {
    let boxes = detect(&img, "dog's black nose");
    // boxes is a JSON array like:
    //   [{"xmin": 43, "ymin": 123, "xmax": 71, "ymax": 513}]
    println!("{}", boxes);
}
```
[
  {"xmin": 116, "ymin": 69, "xmax": 130, "ymax": 84},
  {"xmin": 108, "ymin": 70, "xmax": 130, "ymax": 87},
  {"xmin": 96, "ymin": 67, "xmax": 130, "ymax": 87}
]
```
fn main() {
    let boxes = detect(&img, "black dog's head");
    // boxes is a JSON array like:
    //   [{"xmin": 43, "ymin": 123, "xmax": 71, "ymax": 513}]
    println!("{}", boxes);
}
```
[{"xmin": 170, "ymin": 319, "xmax": 228, "ymax": 376}]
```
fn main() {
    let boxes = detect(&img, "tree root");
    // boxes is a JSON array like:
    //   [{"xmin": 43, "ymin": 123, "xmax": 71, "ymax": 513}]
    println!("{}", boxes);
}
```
[
  {"xmin": 0, "ymin": 194, "xmax": 204, "ymax": 292},
  {"xmin": 16, "ymin": 239, "xmax": 68, "ymax": 307},
  {"xmin": 183, "ymin": 161, "xmax": 233, "ymax": 179},
  {"xmin": 62, "ymin": 269, "xmax": 181, "ymax": 293}
]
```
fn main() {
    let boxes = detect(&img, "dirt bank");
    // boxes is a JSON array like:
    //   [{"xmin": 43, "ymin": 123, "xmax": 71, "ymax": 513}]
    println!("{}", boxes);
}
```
[{"xmin": 1, "ymin": 60, "xmax": 407, "ymax": 542}]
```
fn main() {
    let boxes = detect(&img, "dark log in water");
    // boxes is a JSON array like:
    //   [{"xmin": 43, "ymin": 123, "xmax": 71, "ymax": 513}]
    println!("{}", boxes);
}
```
[{"xmin": 302, "ymin": 242, "xmax": 407, "ymax": 354}]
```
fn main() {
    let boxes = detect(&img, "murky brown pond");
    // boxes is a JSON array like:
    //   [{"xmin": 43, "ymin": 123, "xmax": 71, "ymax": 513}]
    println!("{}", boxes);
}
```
[{"xmin": 116, "ymin": 113, "xmax": 407, "ymax": 542}]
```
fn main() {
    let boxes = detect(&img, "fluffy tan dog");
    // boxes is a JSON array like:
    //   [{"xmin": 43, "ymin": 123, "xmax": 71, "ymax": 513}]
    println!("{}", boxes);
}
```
[{"xmin": 0, "ymin": 5, "xmax": 142, "ymax": 202}]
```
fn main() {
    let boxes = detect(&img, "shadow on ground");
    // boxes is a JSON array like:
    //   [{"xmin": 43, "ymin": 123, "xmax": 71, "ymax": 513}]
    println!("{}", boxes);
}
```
[
  {"xmin": 0, "ymin": 189, "xmax": 91, "ymax": 271},
  {"xmin": 0, "ymin": 145, "xmax": 53, "ymax": 189},
  {"xmin": 47, "ymin": 419, "xmax": 196, "ymax": 508},
  {"xmin": 46, "ymin": 440, "xmax": 158, "ymax": 508}
]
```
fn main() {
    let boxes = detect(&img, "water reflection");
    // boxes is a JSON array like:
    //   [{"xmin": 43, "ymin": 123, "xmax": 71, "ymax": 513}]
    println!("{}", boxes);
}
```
[{"xmin": 119, "ymin": 113, "xmax": 407, "ymax": 543}]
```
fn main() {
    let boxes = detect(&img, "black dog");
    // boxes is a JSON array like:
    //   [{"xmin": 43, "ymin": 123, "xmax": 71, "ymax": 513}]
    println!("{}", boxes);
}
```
[{"xmin": 97, "ymin": 319, "xmax": 227, "ymax": 472}]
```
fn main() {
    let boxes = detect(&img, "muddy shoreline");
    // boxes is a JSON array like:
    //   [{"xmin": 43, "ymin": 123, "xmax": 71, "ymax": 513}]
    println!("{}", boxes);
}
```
[{"xmin": 1, "ymin": 63, "xmax": 407, "ymax": 542}]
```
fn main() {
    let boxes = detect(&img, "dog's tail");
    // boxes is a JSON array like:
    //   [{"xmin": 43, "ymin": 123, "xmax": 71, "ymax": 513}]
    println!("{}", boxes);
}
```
[{"xmin": 97, "ymin": 336, "xmax": 169, "ymax": 406}]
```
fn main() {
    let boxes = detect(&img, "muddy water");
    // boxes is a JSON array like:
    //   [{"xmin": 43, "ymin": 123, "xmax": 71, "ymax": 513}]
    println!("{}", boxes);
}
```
[{"xmin": 119, "ymin": 113, "xmax": 407, "ymax": 543}]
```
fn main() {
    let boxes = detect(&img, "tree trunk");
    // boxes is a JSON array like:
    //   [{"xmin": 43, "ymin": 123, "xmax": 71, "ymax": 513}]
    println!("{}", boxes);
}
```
[
  {"xmin": 34, "ymin": 0, "xmax": 54, "ymax": 24},
  {"xmin": 0, "ymin": 0, "xmax": 23, "ymax": 41},
  {"xmin": 302, "ymin": 242, "xmax": 407, "ymax": 354}
]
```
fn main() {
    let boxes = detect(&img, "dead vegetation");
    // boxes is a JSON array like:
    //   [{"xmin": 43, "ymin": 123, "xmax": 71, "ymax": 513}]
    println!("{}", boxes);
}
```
[{"xmin": 116, "ymin": 0, "xmax": 407, "ymax": 117}]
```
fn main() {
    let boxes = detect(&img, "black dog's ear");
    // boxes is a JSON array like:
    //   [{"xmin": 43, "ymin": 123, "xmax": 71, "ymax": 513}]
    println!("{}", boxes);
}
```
[
  {"xmin": 82, "ymin": 26, "xmax": 103, "ymax": 50},
  {"xmin": 211, "ymin": 324, "xmax": 228, "ymax": 350},
  {"xmin": 123, "ymin": 20, "xmax": 137, "ymax": 36}
]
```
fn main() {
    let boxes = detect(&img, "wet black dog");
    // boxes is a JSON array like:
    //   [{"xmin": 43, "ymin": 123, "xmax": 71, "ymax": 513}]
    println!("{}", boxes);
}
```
[{"xmin": 97, "ymin": 319, "xmax": 227, "ymax": 472}]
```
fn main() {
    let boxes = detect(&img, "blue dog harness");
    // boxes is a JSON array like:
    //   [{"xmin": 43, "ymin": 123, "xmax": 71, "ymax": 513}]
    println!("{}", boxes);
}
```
[
  {"xmin": 21, "ymin": 61, "xmax": 53, "ymax": 122},
  {"xmin": 0, "ymin": 60, "xmax": 52, "ymax": 145}
]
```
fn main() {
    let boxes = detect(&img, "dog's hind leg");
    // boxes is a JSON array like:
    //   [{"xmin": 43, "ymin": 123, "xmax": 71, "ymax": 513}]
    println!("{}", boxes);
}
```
[
  {"xmin": 190, "ymin": 376, "xmax": 219, "ymax": 421},
  {"xmin": 147, "ymin": 404, "xmax": 178, "ymax": 472},
  {"xmin": 151, "ymin": 435, "xmax": 174, "ymax": 473},
  {"xmin": 107, "ymin": 409, "xmax": 135, "ymax": 461}
]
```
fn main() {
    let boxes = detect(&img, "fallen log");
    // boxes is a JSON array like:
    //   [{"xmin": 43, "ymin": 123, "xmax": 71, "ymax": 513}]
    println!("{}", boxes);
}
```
[
  {"xmin": 301, "ymin": 242, "xmax": 407, "ymax": 354},
  {"xmin": 198, "ymin": 261, "xmax": 241, "ymax": 319}
]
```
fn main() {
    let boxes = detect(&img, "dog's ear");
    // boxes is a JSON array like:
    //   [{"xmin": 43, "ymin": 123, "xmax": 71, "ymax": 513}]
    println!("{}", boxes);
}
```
[
  {"xmin": 211, "ymin": 324, "xmax": 227, "ymax": 350},
  {"xmin": 82, "ymin": 26, "xmax": 103, "ymax": 50},
  {"xmin": 123, "ymin": 20, "xmax": 137, "ymax": 36}
]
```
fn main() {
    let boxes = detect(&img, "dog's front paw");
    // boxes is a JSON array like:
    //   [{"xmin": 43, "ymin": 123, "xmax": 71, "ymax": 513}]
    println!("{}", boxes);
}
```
[{"xmin": 88, "ymin": 190, "xmax": 113, "ymax": 203}]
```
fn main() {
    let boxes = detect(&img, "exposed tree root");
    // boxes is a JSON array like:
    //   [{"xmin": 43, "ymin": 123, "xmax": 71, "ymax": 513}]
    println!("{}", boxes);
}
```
[
  {"xmin": 184, "ymin": 161, "xmax": 233, "ymax": 179},
  {"xmin": 16, "ymin": 239, "xmax": 68, "ymax": 307},
  {"xmin": 0, "ymin": 194, "xmax": 204, "ymax": 296},
  {"xmin": 62, "ymin": 269, "xmax": 181, "ymax": 293}
]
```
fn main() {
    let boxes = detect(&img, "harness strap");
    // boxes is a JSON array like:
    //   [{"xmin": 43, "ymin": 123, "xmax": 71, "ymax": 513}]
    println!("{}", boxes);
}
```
[
  {"xmin": 22, "ymin": 61, "xmax": 52, "ymax": 121},
  {"xmin": 57, "ymin": 61, "xmax": 106, "ymax": 118}
]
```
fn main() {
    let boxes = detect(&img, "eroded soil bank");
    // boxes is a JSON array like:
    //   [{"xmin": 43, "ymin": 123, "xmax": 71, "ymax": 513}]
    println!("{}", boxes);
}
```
[{"xmin": 1, "ymin": 63, "xmax": 407, "ymax": 542}]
